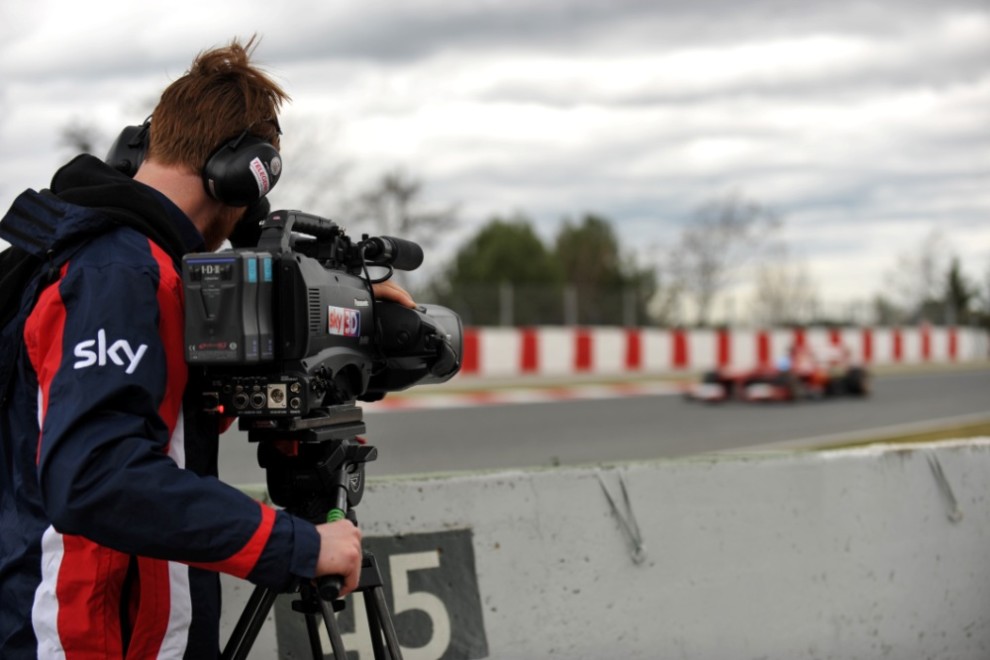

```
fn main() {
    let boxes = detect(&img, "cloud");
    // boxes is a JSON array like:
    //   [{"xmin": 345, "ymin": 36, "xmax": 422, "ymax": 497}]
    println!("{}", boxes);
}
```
[{"xmin": 0, "ymin": 0, "xmax": 987, "ymax": 311}]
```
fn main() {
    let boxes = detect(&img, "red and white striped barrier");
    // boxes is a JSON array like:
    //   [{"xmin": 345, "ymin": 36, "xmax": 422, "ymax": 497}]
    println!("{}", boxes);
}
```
[{"xmin": 454, "ymin": 325, "xmax": 989, "ymax": 381}]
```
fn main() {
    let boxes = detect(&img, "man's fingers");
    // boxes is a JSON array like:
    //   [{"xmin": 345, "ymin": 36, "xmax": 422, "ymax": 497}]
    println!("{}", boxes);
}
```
[{"xmin": 372, "ymin": 280, "xmax": 416, "ymax": 308}]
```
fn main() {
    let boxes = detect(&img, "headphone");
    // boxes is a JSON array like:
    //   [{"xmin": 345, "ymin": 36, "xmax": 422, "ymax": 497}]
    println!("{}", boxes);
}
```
[{"xmin": 105, "ymin": 118, "xmax": 282, "ymax": 207}]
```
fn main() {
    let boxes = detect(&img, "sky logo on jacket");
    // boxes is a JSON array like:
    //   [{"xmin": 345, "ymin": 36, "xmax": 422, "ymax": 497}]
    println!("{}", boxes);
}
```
[{"xmin": 73, "ymin": 329, "xmax": 148, "ymax": 374}]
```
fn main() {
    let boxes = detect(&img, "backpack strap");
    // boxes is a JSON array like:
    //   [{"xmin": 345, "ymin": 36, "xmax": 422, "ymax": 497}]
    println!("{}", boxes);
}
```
[
  {"xmin": 0, "ymin": 191, "xmax": 109, "ymax": 405},
  {"xmin": 0, "ymin": 190, "xmax": 66, "ymax": 253}
]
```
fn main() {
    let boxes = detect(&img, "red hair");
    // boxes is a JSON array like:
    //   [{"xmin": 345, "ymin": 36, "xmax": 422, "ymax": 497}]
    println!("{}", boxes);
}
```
[{"xmin": 147, "ymin": 35, "xmax": 289, "ymax": 171}]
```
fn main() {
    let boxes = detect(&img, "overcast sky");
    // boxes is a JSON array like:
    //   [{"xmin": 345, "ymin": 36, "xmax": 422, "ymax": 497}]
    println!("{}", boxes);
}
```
[{"xmin": 1, "ymin": 0, "xmax": 987, "ymax": 315}]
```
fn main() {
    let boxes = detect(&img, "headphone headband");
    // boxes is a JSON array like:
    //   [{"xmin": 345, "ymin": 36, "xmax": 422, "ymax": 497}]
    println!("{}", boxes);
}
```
[{"xmin": 105, "ymin": 120, "xmax": 282, "ymax": 206}]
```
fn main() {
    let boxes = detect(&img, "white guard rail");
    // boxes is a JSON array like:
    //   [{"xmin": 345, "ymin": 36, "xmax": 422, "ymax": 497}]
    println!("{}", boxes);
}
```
[{"xmin": 455, "ymin": 325, "xmax": 989, "ymax": 381}]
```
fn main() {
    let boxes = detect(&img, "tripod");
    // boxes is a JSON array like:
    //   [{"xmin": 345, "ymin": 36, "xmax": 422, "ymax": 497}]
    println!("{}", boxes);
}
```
[{"xmin": 222, "ymin": 406, "xmax": 404, "ymax": 660}]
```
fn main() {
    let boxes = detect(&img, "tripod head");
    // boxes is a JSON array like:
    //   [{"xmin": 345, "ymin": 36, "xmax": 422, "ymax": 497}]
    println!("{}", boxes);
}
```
[
  {"xmin": 245, "ymin": 404, "xmax": 376, "ymax": 524},
  {"xmin": 224, "ymin": 403, "xmax": 405, "ymax": 660}
]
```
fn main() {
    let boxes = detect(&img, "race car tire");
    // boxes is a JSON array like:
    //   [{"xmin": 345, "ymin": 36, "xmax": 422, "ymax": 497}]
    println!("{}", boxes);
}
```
[
  {"xmin": 703, "ymin": 370, "xmax": 737, "ymax": 399},
  {"xmin": 844, "ymin": 367, "xmax": 871, "ymax": 397},
  {"xmin": 772, "ymin": 372, "xmax": 804, "ymax": 401},
  {"xmin": 824, "ymin": 373, "xmax": 846, "ymax": 397}
]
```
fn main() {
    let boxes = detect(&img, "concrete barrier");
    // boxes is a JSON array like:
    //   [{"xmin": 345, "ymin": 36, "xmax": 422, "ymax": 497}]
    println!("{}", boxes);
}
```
[{"xmin": 221, "ymin": 438, "xmax": 990, "ymax": 659}]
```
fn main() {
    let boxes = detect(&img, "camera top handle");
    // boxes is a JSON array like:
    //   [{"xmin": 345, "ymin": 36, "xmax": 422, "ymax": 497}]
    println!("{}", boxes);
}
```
[
  {"xmin": 256, "ymin": 209, "xmax": 341, "ymax": 254},
  {"xmin": 255, "ymin": 209, "xmax": 423, "ymax": 273}
]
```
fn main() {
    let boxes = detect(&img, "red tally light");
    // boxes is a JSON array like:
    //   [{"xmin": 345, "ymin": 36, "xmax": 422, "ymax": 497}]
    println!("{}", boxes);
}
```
[{"xmin": 217, "ymin": 404, "xmax": 225, "ymax": 415}]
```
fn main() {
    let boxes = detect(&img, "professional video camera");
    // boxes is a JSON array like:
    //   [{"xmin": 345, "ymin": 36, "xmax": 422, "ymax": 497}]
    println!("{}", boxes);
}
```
[
  {"xmin": 184, "ymin": 210, "xmax": 463, "ymax": 659},
  {"xmin": 182, "ymin": 208, "xmax": 462, "ymax": 430},
  {"xmin": 188, "ymin": 210, "xmax": 462, "ymax": 649}
]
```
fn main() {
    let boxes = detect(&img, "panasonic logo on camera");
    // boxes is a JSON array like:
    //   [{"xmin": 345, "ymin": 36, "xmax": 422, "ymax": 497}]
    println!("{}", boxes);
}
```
[{"xmin": 73, "ymin": 329, "xmax": 148, "ymax": 375}]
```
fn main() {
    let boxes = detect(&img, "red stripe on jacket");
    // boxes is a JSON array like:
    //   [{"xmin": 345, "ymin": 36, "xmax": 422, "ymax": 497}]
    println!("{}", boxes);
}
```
[
  {"xmin": 124, "ymin": 557, "xmax": 173, "ymax": 660},
  {"xmin": 189, "ymin": 503, "xmax": 278, "ymax": 578},
  {"xmin": 150, "ymin": 239, "xmax": 188, "ymax": 444},
  {"xmin": 24, "ymin": 262, "xmax": 70, "ymax": 465},
  {"xmin": 56, "ymin": 537, "xmax": 130, "ymax": 659}
]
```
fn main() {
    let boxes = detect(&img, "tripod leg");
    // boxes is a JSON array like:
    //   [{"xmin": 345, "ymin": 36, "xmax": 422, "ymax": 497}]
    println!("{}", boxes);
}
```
[
  {"xmin": 368, "ymin": 585, "xmax": 404, "ymax": 660},
  {"xmin": 222, "ymin": 586, "xmax": 279, "ymax": 660},
  {"xmin": 304, "ymin": 611, "xmax": 324, "ymax": 659},
  {"xmin": 363, "ymin": 592, "xmax": 387, "ymax": 659},
  {"xmin": 318, "ymin": 595, "xmax": 349, "ymax": 659}
]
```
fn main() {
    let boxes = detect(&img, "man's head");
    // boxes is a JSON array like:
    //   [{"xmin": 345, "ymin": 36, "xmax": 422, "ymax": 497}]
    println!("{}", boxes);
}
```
[
  {"xmin": 147, "ymin": 36, "xmax": 288, "ymax": 175},
  {"xmin": 137, "ymin": 36, "xmax": 289, "ymax": 249}
]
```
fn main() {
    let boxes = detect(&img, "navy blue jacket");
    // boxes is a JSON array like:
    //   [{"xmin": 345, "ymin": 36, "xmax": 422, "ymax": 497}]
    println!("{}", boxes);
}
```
[{"xmin": 0, "ymin": 156, "xmax": 319, "ymax": 658}]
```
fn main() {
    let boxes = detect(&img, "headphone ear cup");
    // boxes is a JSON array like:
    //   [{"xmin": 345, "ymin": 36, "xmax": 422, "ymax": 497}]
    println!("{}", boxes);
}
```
[
  {"xmin": 105, "ymin": 121, "xmax": 150, "ymax": 176},
  {"xmin": 202, "ymin": 134, "xmax": 282, "ymax": 206}
]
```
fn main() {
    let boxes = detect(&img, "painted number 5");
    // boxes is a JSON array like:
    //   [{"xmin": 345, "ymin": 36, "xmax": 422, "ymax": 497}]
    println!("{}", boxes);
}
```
[{"xmin": 391, "ymin": 551, "xmax": 452, "ymax": 659}]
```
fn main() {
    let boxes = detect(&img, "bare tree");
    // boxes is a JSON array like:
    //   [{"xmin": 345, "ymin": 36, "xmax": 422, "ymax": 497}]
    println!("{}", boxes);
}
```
[
  {"xmin": 666, "ymin": 191, "xmax": 782, "ymax": 326},
  {"xmin": 982, "ymin": 265, "xmax": 990, "ymax": 324},
  {"xmin": 882, "ymin": 228, "xmax": 952, "ymax": 321},
  {"xmin": 750, "ymin": 246, "xmax": 820, "ymax": 326},
  {"xmin": 646, "ymin": 272, "xmax": 683, "ymax": 326},
  {"xmin": 266, "ymin": 122, "xmax": 353, "ymax": 216},
  {"xmin": 942, "ymin": 257, "xmax": 978, "ymax": 324},
  {"xmin": 58, "ymin": 93, "xmax": 154, "ymax": 164},
  {"xmin": 59, "ymin": 118, "xmax": 105, "ymax": 155},
  {"xmin": 351, "ymin": 168, "xmax": 458, "ymax": 252}
]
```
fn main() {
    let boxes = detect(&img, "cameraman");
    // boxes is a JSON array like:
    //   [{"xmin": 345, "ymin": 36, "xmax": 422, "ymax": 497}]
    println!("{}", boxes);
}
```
[{"xmin": 0, "ymin": 37, "xmax": 409, "ymax": 658}]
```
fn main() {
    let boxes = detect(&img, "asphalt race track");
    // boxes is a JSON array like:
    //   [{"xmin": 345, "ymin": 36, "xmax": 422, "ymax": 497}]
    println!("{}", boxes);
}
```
[{"xmin": 218, "ymin": 367, "xmax": 990, "ymax": 484}]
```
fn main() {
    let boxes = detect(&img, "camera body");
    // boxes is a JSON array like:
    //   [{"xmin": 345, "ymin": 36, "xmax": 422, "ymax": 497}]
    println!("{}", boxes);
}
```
[{"xmin": 182, "ymin": 209, "xmax": 461, "ymax": 427}]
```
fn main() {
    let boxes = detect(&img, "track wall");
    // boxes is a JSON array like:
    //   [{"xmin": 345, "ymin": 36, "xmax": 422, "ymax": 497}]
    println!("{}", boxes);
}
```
[{"xmin": 223, "ymin": 439, "xmax": 990, "ymax": 659}]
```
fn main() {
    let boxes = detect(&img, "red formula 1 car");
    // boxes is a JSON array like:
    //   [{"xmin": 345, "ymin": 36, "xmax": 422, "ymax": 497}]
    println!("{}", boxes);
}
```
[{"xmin": 685, "ymin": 344, "xmax": 871, "ymax": 403}]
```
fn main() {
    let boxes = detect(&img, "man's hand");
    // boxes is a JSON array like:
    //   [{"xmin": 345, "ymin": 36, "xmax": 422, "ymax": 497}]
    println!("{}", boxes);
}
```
[
  {"xmin": 372, "ymin": 279, "xmax": 416, "ymax": 308},
  {"xmin": 314, "ymin": 519, "xmax": 363, "ymax": 597}
]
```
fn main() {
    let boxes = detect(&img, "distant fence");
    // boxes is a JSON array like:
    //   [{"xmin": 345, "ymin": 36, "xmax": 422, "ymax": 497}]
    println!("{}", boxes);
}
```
[
  {"xmin": 454, "ymin": 325, "xmax": 990, "ymax": 380},
  {"xmin": 416, "ymin": 282, "xmax": 977, "ymax": 328}
]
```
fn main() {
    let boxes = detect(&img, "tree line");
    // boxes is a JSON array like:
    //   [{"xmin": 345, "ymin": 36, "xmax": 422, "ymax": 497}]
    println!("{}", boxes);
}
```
[
  {"xmin": 411, "ymin": 185, "xmax": 988, "ymax": 330},
  {"xmin": 423, "ymin": 212, "xmax": 656, "ymax": 326}
]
